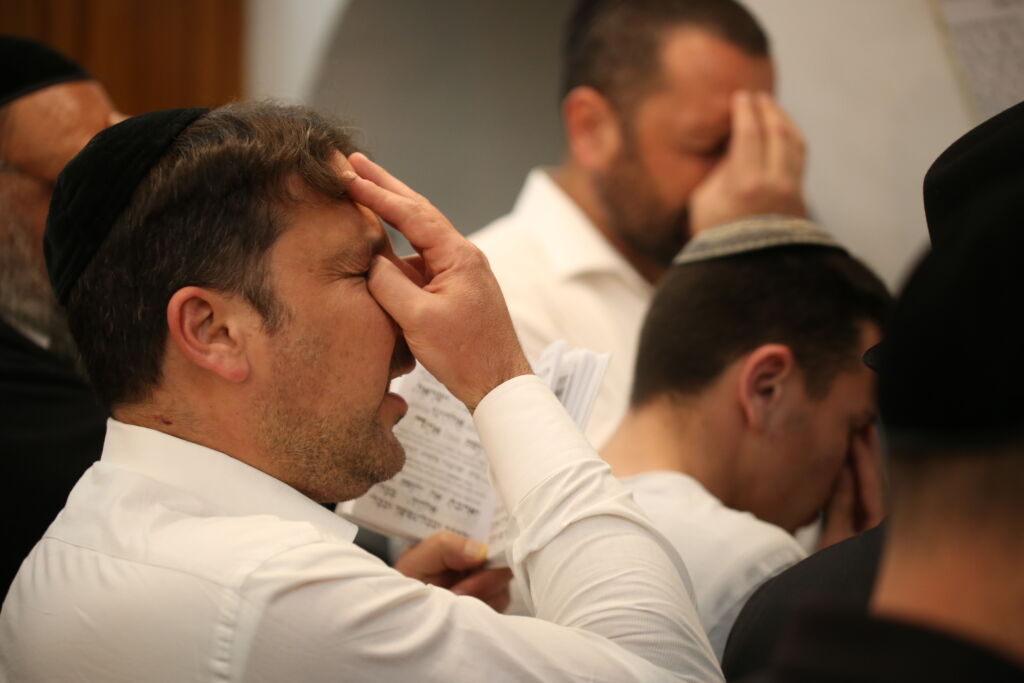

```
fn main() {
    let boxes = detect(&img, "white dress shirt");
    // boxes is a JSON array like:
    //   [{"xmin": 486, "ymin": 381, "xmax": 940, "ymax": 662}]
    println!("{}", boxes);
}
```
[
  {"xmin": 0, "ymin": 376, "xmax": 721, "ymax": 682},
  {"xmin": 472, "ymin": 170, "xmax": 654, "ymax": 448},
  {"xmin": 621, "ymin": 471, "xmax": 808, "ymax": 660}
]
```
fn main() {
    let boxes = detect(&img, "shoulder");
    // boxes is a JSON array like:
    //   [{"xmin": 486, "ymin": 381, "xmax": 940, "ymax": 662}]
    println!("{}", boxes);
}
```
[
  {"xmin": 472, "ymin": 214, "xmax": 550, "ymax": 283},
  {"xmin": 46, "ymin": 463, "xmax": 367, "ymax": 590},
  {"xmin": 622, "ymin": 472, "xmax": 805, "ymax": 589}
]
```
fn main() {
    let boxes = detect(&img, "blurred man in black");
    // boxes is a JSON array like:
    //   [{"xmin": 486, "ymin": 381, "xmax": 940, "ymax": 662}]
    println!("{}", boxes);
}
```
[
  {"xmin": 742, "ymin": 100, "xmax": 1024, "ymax": 681},
  {"xmin": 0, "ymin": 36, "xmax": 122, "ymax": 593}
]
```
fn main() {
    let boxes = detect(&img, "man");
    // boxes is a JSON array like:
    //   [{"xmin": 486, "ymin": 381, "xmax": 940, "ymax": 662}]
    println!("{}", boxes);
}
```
[
  {"xmin": 601, "ymin": 219, "xmax": 889, "ymax": 657},
  {"xmin": 0, "ymin": 36, "xmax": 123, "ymax": 593},
  {"xmin": 473, "ymin": 0, "xmax": 807, "ymax": 446},
  {"xmin": 0, "ymin": 102, "xmax": 721, "ymax": 681},
  {"xmin": 744, "ymin": 99, "xmax": 1024, "ymax": 681},
  {"xmin": 723, "ymin": 96, "xmax": 1024, "ymax": 682},
  {"xmin": 722, "ymin": 522, "xmax": 886, "ymax": 677}
]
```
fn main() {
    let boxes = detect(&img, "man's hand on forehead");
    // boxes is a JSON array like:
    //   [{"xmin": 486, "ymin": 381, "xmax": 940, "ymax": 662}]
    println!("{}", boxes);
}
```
[
  {"xmin": 340, "ymin": 152, "xmax": 532, "ymax": 412},
  {"xmin": 689, "ymin": 90, "xmax": 808, "ymax": 233}
]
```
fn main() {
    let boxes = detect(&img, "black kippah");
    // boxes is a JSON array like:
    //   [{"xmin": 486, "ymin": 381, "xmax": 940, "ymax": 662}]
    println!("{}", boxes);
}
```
[
  {"xmin": 879, "ymin": 99, "xmax": 1024, "ymax": 452},
  {"xmin": 44, "ymin": 107, "xmax": 210, "ymax": 305},
  {"xmin": 0, "ymin": 35, "xmax": 90, "ymax": 107}
]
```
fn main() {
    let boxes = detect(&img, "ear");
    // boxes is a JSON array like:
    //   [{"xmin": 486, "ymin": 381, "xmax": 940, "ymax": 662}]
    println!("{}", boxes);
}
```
[
  {"xmin": 166, "ymin": 286, "xmax": 253, "ymax": 384},
  {"xmin": 737, "ymin": 344, "xmax": 795, "ymax": 430},
  {"xmin": 562, "ymin": 86, "xmax": 623, "ymax": 171}
]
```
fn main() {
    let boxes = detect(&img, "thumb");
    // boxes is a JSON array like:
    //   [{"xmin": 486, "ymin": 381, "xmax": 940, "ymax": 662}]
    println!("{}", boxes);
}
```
[
  {"xmin": 820, "ymin": 464, "xmax": 856, "ymax": 549},
  {"xmin": 367, "ymin": 255, "xmax": 425, "ymax": 326},
  {"xmin": 430, "ymin": 531, "xmax": 489, "ymax": 572},
  {"xmin": 396, "ymin": 531, "xmax": 489, "ymax": 580}
]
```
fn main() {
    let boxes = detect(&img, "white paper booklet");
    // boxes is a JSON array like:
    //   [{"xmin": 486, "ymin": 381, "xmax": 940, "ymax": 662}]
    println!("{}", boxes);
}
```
[{"xmin": 337, "ymin": 341, "xmax": 609, "ymax": 553}]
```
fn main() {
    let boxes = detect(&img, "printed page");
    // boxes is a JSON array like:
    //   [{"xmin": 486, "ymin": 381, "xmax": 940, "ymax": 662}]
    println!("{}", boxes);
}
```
[
  {"xmin": 935, "ymin": 0, "xmax": 1024, "ymax": 120},
  {"xmin": 339, "ymin": 368, "xmax": 495, "ymax": 542},
  {"xmin": 339, "ymin": 342, "xmax": 610, "ymax": 550}
]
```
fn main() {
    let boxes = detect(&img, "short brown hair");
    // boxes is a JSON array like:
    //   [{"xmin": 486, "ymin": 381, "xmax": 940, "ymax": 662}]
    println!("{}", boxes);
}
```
[
  {"xmin": 632, "ymin": 246, "xmax": 891, "ymax": 407},
  {"xmin": 563, "ymin": 0, "xmax": 770, "ymax": 112},
  {"xmin": 66, "ymin": 102, "xmax": 357, "ymax": 408}
]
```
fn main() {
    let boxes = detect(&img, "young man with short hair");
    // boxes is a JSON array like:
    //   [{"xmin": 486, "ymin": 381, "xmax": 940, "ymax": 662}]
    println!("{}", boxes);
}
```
[{"xmin": 602, "ymin": 220, "xmax": 890, "ymax": 656}]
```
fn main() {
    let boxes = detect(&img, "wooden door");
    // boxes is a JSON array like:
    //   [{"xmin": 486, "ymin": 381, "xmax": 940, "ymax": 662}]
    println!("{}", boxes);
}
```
[{"xmin": 1, "ymin": 0, "xmax": 243, "ymax": 115}]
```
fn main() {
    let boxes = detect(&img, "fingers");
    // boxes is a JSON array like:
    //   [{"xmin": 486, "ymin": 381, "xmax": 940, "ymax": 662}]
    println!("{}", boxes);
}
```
[
  {"xmin": 367, "ymin": 255, "xmax": 425, "ymax": 325},
  {"xmin": 349, "ymin": 152, "xmax": 419, "ymax": 199},
  {"xmin": 401, "ymin": 253, "xmax": 430, "ymax": 286},
  {"xmin": 342, "ymin": 152, "xmax": 531, "ymax": 409},
  {"xmin": 819, "ymin": 462, "xmax": 856, "ymax": 549},
  {"xmin": 690, "ymin": 90, "xmax": 807, "ymax": 231},
  {"xmin": 379, "ymin": 241, "xmax": 428, "ymax": 287},
  {"xmin": 451, "ymin": 567, "xmax": 513, "ymax": 612},
  {"xmin": 342, "ymin": 172, "xmax": 463, "ymax": 274},
  {"xmin": 393, "ymin": 531, "xmax": 489, "ymax": 583},
  {"xmin": 729, "ymin": 90, "xmax": 765, "ymax": 172},
  {"xmin": 758, "ymin": 93, "xmax": 805, "ymax": 183},
  {"xmin": 850, "ymin": 423, "xmax": 887, "ymax": 530}
]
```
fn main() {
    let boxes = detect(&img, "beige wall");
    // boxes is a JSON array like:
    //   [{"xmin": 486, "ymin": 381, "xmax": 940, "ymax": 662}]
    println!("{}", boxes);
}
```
[
  {"xmin": 246, "ymin": 0, "xmax": 975, "ymax": 286},
  {"xmin": 743, "ymin": 0, "xmax": 975, "ymax": 288}
]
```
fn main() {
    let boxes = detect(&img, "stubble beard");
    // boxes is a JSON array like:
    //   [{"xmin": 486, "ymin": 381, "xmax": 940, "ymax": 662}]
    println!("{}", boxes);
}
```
[
  {"xmin": 594, "ymin": 143, "xmax": 690, "ymax": 269},
  {"xmin": 255, "ymin": 330, "xmax": 406, "ymax": 504}
]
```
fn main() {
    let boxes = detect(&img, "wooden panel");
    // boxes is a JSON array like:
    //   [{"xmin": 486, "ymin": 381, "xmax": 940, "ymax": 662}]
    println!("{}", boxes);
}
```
[{"xmin": 1, "ymin": 0, "xmax": 243, "ymax": 115}]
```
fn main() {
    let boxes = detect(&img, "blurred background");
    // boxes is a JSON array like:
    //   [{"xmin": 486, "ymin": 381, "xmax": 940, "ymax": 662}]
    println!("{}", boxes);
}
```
[{"xmin": 4, "ymin": 0, "xmax": 1021, "ymax": 289}]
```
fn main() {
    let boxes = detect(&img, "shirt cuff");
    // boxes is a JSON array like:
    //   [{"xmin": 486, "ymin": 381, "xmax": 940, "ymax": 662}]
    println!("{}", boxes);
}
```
[{"xmin": 473, "ymin": 374, "xmax": 598, "ymax": 508}]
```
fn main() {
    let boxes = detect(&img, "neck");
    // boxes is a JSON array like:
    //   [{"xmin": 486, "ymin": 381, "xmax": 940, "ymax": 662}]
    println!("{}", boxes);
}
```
[
  {"xmin": 114, "ymin": 384, "xmax": 261, "ymax": 472},
  {"xmin": 872, "ymin": 526, "xmax": 1024, "ymax": 667},
  {"xmin": 551, "ymin": 161, "xmax": 669, "ymax": 284},
  {"xmin": 601, "ymin": 395, "xmax": 739, "ymax": 504}
]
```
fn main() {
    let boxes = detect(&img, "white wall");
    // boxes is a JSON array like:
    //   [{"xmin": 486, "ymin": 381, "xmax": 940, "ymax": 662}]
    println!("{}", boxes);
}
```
[
  {"xmin": 743, "ymin": 0, "xmax": 976, "ymax": 288},
  {"xmin": 244, "ymin": 0, "xmax": 350, "ymax": 103}
]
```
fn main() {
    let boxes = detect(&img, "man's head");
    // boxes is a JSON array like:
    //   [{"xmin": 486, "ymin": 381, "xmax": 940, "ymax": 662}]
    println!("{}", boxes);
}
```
[
  {"xmin": 0, "ymin": 36, "xmax": 121, "ymax": 355},
  {"xmin": 49, "ymin": 103, "xmax": 414, "ymax": 502},
  {"xmin": 879, "ymin": 100, "xmax": 1024, "ymax": 556},
  {"xmin": 561, "ymin": 0, "xmax": 773, "ymax": 267},
  {"xmin": 632, "ymin": 222, "xmax": 891, "ymax": 530}
]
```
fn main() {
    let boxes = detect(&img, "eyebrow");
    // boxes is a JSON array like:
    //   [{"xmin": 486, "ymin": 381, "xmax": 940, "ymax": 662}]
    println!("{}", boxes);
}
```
[{"xmin": 324, "ymin": 230, "xmax": 387, "ymax": 273}]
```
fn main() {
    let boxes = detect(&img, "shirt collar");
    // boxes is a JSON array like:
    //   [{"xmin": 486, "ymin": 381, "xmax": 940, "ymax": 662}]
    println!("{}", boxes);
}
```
[
  {"xmin": 100, "ymin": 419, "xmax": 359, "ymax": 543},
  {"xmin": 515, "ymin": 168, "xmax": 652, "ymax": 292}
]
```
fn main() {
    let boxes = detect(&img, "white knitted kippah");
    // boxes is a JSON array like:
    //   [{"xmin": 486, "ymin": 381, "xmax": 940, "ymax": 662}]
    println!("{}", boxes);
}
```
[{"xmin": 673, "ymin": 215, "xmax": 845, "ymax": 265}]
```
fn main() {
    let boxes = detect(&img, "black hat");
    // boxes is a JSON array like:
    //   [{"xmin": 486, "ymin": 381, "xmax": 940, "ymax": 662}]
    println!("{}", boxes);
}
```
[
  {"xmin": 0, "ymin": 35, "xmax": 90, "ymax": 107},
  {"xmin": 923, "ymin": 100, "xmax": 1024, "ymax": 249},
  {"xmin": 878, "ymin": 100, "xmax": 1024, "ymax": 452},
  {"xmin": 43, "ymin": 107, "xmax": 209, "ymax": 305}
]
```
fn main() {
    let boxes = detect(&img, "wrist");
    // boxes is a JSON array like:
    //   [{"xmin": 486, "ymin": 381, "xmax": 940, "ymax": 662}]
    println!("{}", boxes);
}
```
[{"xmin": 465, "ymin": 357, "xmax": 534, "ymax": 413}]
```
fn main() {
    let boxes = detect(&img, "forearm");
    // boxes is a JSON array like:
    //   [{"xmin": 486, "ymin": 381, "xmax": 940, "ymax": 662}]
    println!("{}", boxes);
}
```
[{"xmin": 475, "ymin": 376, "xmax": 721, "ymax": 679}]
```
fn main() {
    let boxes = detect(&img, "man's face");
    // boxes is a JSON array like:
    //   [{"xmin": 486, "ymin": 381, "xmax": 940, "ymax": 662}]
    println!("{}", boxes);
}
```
[
  {"xmin": 0, "ymin": 80, "xmax": 122, "ymax": 350},
  {"xmin": 594, "ymin": 29, "xmax": 774, "ymax": 266},
  {"xmin": 251, "ymin": 191, "xmax": 414, "ymax": 503},
  {"xmin": 756, "ymin": 323, "xmax": 882, "ymax": 531},
  {"xmin": 1, "ymin": 80, "xmax": 123, "ymax": 252}
]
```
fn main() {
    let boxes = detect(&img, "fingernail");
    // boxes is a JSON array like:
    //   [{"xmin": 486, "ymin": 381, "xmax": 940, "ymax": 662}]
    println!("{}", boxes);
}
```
[
  {"xmin": 463, "ymin": 539, "xmax": 487, "ymax": 562},
  {"xmin": 341, "ymin": 170, "xmax": 358, "ymax": 182}
]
